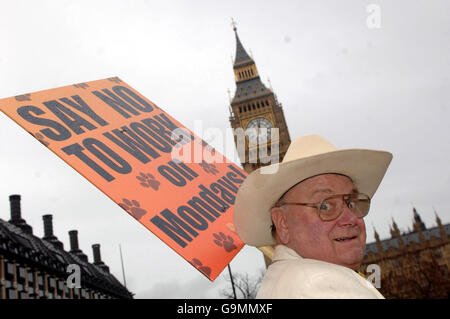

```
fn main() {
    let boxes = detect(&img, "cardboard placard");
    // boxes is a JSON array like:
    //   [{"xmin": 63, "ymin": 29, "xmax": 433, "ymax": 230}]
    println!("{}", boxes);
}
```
[{"xmin": 0, "ymin": 77, "xmax": 246, "ymax": 280}]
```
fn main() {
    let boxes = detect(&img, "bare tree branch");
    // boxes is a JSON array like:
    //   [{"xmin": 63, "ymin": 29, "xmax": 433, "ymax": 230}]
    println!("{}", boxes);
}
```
[{"xmin": 220, "ymin": 269, "xmax": 265, "ymax": 299}]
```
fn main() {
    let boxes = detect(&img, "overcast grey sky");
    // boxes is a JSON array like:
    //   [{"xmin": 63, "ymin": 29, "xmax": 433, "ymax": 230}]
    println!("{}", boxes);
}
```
[{"xmin": 1, "ymin": 0, "xmax": 449, "ymax": 298}]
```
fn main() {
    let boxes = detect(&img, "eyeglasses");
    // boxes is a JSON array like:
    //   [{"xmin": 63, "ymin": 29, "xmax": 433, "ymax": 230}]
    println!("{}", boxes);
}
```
[{"xmin": 274, "ymin": 193, "xmax": 371, "ymax": 222}]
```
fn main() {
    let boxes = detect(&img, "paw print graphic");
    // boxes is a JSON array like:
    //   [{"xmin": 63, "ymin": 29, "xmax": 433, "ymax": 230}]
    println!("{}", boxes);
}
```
[
  {"xmin": 199, "ymin": 160, "xmax": 219, "ymax": 175},
  {"xmin": 34, "ymin": 132, "xmax": 50, "ymax": 147},
  {"xmin": 136, "ymin": 172, "xmax": 160, "ymax": 190},
  {"xmin": 108, "ymin": 76, "xmax": 122, "ymax": 84},
  {"xmin": 190, "ymin": 258, "xmax": 211, "ymax": 278},
  {"xmin": 119, "ymin": 199, "xmax": 147, "ymax": 220},
  {"xmin": 200, "ymin": 140, "xmax": 215, "ymax": 153},
  {"xmin": 73, "ymin": 83, "xmax": 89, "ymax": 89},
  {"xmin": 201, "ymin": 140, "xmax": 209, "ymax": 148},
  {"xmin": 15, "ymin": 93, "xmax": 31, "ymax": 101},
  {"xmin": 213, "ymin": 232, "xmax": 237, "ymax": 252},
  {"xmin": 208, "ymin": 147, "xmax": 216, "ymax": 156}
]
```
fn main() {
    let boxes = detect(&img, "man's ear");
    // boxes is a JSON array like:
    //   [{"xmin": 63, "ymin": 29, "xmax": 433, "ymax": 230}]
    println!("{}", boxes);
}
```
[{"xmin": 271, "ymin": 207, "xmax": 289, "ymax": 245}]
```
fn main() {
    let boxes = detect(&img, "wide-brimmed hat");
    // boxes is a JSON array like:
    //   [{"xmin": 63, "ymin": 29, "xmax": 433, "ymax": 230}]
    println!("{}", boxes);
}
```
[{"xmin": 234, "ymin": 134, "xmax": 393, "ymax": 247}]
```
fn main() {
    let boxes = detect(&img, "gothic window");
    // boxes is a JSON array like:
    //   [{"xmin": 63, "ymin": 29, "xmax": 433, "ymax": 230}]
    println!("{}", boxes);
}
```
[
  {"xmin": 28, "ymin": 285, "xmax": 35, "ymax": 298},
  {"xmin": 49, "ymin": 277, "xmax": 55, "ymax": 292},
  {"xmin": 250, "ymin": 69, "xmax": 254, "ymax": 75},
  {"xmin": 57, "ymin": 280, "xmax": 65, "ymax": 299},
  {"xmin": 74, "ymin": 287, "xmax": 80, "ymax": 299},
  {"xmin": 239, "ymin": 106, "xmax": 242, "ymax": 113},
  {"xmin": 265, "ymin": 100, "xmax": 269, "ymax": 106},
  {"xmin": 252, "ymin": 104, "xmax": 256, "ymax": 110},
  {"xmin": 257, "ymin": 102, "xmax": 260, "ymax": 109},
  {"xmin": 18, "ymin": 266, "xmax": 26, "ymax": 279},
  {"xmin": 58, "ymin": 280, "xmax": 63, "ymax": 291},
  {"xmin": 64, "ymin": 284, "xmax": 69, "ymax": 298},
  {"xmin": 243, "ymin": 106, "xmax": 247, "ymax": 112},
  {"xmin": 8, "ymin": 286, "xmax": 16, "ymax": 299},
  {"xmin": 6, "ymin": 262, "xmax": 14, "ymax": 276}
]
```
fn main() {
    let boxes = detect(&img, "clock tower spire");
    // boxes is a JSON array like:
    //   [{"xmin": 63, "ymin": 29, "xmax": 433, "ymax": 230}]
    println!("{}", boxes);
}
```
[{"xmin": 229, "ymin": 21, "xmax": 291, "ymax": 173}]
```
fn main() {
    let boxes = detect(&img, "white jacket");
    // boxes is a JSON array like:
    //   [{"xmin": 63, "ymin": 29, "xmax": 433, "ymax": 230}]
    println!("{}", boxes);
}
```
[{"xmin": 256, "ymin": 245, "xmax": 384, "ymax": 299}]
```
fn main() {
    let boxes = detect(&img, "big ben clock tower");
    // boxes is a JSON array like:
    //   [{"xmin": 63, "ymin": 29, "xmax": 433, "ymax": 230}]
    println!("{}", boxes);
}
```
[{"xmin": 228, "ymin": 22, "xmax": 291, "ymax": 174}]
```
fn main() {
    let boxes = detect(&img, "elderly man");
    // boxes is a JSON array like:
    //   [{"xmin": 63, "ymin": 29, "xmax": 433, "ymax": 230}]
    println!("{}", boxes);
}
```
[{"xmin": 234, "ymin": 135, "xmax": 392, "ymax": 298}]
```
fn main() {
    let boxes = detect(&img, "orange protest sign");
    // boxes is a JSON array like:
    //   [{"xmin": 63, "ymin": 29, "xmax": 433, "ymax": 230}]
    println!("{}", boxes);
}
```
[{"xmin": 0, "ymin": 77, "xmax": 246, "ymax": 280}]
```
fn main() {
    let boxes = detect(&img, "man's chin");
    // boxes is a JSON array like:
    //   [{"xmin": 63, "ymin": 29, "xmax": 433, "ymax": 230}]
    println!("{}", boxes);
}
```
[{"xmin": 336, "ymin": 249, "xmax": 364, "ymax": 270}]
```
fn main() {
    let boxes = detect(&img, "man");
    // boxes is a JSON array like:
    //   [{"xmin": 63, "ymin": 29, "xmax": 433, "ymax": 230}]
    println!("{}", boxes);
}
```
[{"xmin": 233, "ymin": 134, "xmax": 392, "ymax": 298}]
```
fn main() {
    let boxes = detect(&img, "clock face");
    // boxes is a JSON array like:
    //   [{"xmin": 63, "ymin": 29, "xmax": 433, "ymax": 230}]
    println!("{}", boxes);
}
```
[{"xmin": 246, "ymin": 117, "xmax": 273, "ymax": 143}]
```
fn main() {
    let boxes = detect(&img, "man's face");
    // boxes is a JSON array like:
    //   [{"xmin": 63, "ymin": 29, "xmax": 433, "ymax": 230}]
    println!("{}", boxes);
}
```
[{"xmin": 271, "ymin": 174, "xmax": 367, "ymax": 270}]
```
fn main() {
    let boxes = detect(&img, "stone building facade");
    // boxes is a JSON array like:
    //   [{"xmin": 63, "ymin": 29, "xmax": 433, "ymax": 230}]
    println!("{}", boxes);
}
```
[
  {"xmin": 0, "ymin": 195, "xmax": 133, "ymax": 299},
  {"xmin": 360, "ymin": 208, "xmax": 450, "ymax": 298}
]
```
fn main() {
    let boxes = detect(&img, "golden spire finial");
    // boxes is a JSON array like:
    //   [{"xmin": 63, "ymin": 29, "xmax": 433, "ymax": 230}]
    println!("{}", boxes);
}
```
[
  {"xmin": 267, "ymin": 77, "xmax": 273, "ymax": 91},
  {"xmin": 231, "ymin": 18, "xmax": 237, "ymax": 31}
]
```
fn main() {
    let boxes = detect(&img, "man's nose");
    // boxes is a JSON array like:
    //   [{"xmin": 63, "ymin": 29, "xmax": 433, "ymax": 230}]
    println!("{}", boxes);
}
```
[{"xmin": 337, "ymin": 204, "xmax": 358, "ymax": 227}]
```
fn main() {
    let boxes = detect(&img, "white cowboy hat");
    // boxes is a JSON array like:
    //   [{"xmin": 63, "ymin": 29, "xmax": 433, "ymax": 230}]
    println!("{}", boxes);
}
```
[{"xmin": 234, "ymin": 134, "xmax": 393, "ymax": 247}]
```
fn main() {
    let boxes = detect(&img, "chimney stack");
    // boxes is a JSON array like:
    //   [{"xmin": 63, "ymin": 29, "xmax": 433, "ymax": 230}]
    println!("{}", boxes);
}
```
[
  {"xmin": 92, "ymin": 244, "xmax": 102, "ymax": 264},
  {"xmin": 42, "ymin": 214, "xmax": 64, "ymax": 250},
  {"xmin": 69, "ymin": 230, "xmax": 80, "ymax": 251},
  {"xmin": 43, "ymin": 214, "xmax": 54, "ymax": 238},
  {"xmin": 92, "ymin": 244, "xmax": 109, "ymax": 272},
  {"xmin": 9, "ymin": 195, "xmax": 33, "ymax": 234},
  {"xmin": 10, "ymin": 194, "xmax": 22, "ymax": 221},
  {"xmin": 68, "ymin": 230, "xmax": 88, "ymax": 262}
]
